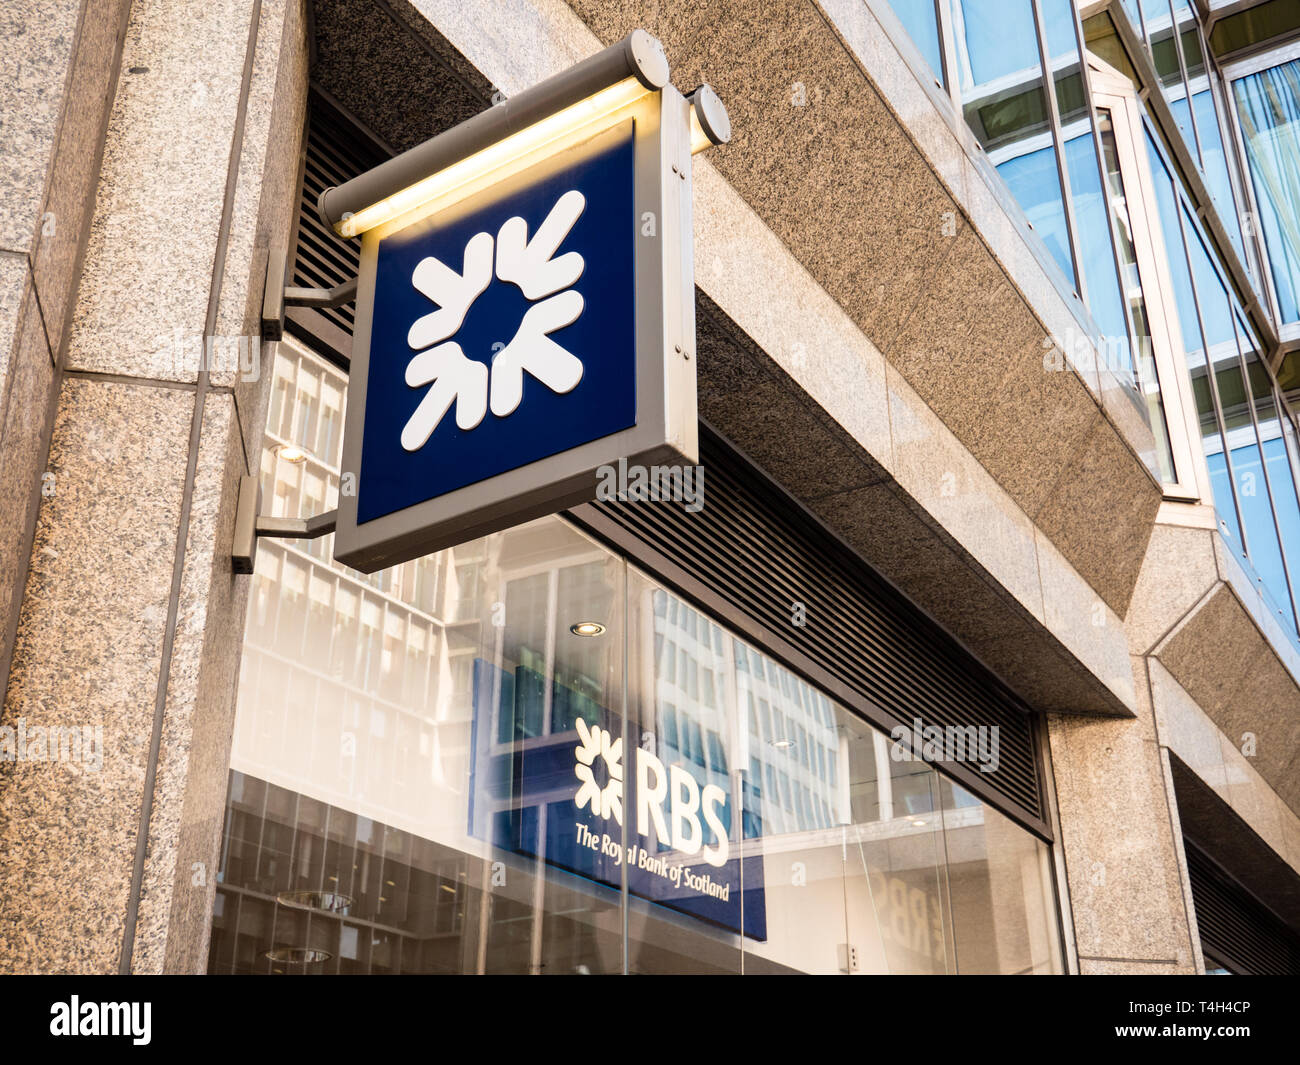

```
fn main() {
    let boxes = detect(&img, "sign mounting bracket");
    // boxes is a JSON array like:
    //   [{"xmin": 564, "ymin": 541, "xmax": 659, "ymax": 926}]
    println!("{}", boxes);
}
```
[
  {"xmin": 231, "ymin": 474, "xmax": 339, "ymax": 574},
  {"xmin": 260, "ymin": 238, "xmax": 359, "ymax": 341}
]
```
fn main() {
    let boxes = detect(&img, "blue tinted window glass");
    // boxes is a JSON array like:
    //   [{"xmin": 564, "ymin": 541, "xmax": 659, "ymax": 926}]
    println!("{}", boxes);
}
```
[
  {"xmin": 1206, "ymin": 452, "xmax": 1244, "ymax": 548},
  {"xmin": 1182, "ymin": 203, "xmax": 1236, "ymax": 354},
  {"xmin": 1233, "ymin": 59, "xmax": 1300, "ymax": 324},
  {"xmin": 1146, "ymin": 134, "xmax": 1203, "ymax": 347},
  {"xmin": 998, "ymin": 146, "xmax": 1077, "ymax": 283},
  {"xmin": 1242, "ymin": 330, "xmax": 1300, "ymax": 636},
  {"xmin": 886, "ymin": 0, "xmax": 944, "ymax": 84},
  {"xmin": 1138, "ymin": 0, "xmax": 1166, "ymax": 26},
  {"xmin": 1169, "ymin": 95, "xmax": 1197, "ymax": 163},
  {"xmin": 960, "ymin": 0, "xmax": 1074, "ymax": 286},
  {"xmin": 1192, "ymin": 89, "xmax": 1246, "ymax": 263},
  {"xmin": 1039, "ymin": 0, "xmax": 1080, "ymax": 65},
  {"xmin": 1185, "ymin": 202, "xmax": 1257, "ymax": 559},
  {"xmin": 1146, "ymin": 130, "xmax": 1245, "ymax": 547},
  {"xmin": 1230, "ymin": 434, "xmax": 1295, "ymax": 632},
  {"xmin": 1262, "ymin": 434, "xmax": 1300, "ymax": 634},
  {"xmin": 1065, "ymin": 131, "xmax": 1131, "ymax": 375},
  {"xmin": 958, "ymin": 0, "xmax": 1040, "ymax": 87}
]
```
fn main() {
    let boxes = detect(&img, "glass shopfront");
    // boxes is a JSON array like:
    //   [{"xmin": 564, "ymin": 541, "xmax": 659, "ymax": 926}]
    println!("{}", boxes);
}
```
[{"xmin": 207, "ymin": 343, "xmax": 1064, "ymax": 975}]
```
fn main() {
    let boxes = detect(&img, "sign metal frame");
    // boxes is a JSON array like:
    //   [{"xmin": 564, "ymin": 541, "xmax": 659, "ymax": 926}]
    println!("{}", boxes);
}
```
[{"xmin": 333, "ymin": 85, "xmax": 698, "ymax": 573}]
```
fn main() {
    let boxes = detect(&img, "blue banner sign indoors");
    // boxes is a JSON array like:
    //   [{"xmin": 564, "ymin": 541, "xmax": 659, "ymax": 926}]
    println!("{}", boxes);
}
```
[{"xmin": 468, "ymin": 659, "xmax": 767, "ymax": 941}]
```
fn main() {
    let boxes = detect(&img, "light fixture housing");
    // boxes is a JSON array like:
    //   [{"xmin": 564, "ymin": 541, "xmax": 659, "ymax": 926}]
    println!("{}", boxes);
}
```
[
  {"xmin": 318, "ymin": 30, "xmax": 671, "ymax": 239},
  {"xmin": 688, "ymin": 84, "xmax": 731, "ymax": 154},
  {"xmin": 570, "ymin": 621, "xmax": 606, "ymax": 637},
  {"xmin": 264, "ymin": 946, "xmax": 332, "ymax": 964},
  {"xmin": 274, "ymin": 442, "xmax": 311, "ymax": 464},
  {"xmin": 276, "ymin": 889, "xmax": 353, "ymax": 913}
]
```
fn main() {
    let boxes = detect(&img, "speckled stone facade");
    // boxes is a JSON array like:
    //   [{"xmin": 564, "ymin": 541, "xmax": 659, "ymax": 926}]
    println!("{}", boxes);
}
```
[{"xmin": 0, "ymin": 0, "xmax": 306, "ymax": 973}]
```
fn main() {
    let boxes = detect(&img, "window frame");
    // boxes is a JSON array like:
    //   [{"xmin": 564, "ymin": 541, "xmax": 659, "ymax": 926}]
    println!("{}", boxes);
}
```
[
  {"xmin": 1220, "ymin": 35, "xmax": 1300, "ymax": 343},
  {"xmin": 1091, "ymin": 58, "xmax": 1209, "ymax": 499}
]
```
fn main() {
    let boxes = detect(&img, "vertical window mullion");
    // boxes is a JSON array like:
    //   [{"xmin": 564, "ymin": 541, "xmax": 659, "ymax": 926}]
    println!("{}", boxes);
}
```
[
  {"xmin": 1231, "ymin": 320, "xmax": 1300, "ymax": 629},
  {"xmin": 1031, "ymin": 0, "xmax": 1086, "ymax": 301},
  {"xmin": 1134, "ymin": 0, "xmax": 1150, "ymax": 46},
  {"xmin": 932, "ymin": 0, "xmax": 956, "ymax": 94},
  {"xmin": 1174, "ymin": 194, "xmax": 1252, "ymax": 555},
  {"xmin": 942, "ymin": 0, "xmax": 966, "ymax": 115},
  {"xmin": 1205, "ymin": 42, "xmax": 1260, "ymax": 280},
  {"xmin": 1223, "ymin": 56, "xmax": 1298, "ymax": 331},
  {"xmin": 1076, "ymin": 5, "xmax": 1147, "ymax": 378},
  {"xmin": 1167, "ymin": 0, "xmax": 1206, "ymax": 167}
]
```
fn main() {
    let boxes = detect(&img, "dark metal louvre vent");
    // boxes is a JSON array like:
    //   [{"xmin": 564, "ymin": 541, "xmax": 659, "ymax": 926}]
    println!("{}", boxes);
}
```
[
  {"xmin": 1186, "ymin": 839, "xmax": 1300, "ymax": 974},
  {"xmin": 292, "ymin": 91, "xmax": 389, "ymax": 337},
  {"xmin": 577, "ymin": 430, "xmax": 1045, "ymax": 829}
]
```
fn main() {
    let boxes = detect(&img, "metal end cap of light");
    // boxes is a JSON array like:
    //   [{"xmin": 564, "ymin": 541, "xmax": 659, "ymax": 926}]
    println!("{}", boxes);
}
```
[
  {"xmin": 688, "ymin": 84, "xmax": 731, "ymax": 146},
  {"xmin": 317, "ymin": 185, "xmax": 339, "ymax": 232},
  {"xmin": 626, "ymin": 28, "xmax": 671, "ymax": 91}
]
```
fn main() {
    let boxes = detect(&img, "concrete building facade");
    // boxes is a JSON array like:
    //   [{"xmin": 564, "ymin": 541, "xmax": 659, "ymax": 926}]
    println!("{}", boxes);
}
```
[{"xmin": 0, "ymin": 0, "xmax": 1297, "ymax": 973}]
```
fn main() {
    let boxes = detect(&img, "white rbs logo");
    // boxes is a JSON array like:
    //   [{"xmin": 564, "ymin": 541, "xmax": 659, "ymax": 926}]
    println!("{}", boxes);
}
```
[
  {"xmin": 400, "ymin": 190, "xmax": 588, "ymax": 451},
  {"xmin": 573, "ymin": 718, "xmax": 730, "ymax": 868}
]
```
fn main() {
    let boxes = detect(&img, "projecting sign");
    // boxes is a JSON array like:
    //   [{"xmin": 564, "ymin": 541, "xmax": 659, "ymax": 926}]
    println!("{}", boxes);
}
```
[{"xmin": 329, "ymin": 43, "xmax": 707, "ymax": 573}]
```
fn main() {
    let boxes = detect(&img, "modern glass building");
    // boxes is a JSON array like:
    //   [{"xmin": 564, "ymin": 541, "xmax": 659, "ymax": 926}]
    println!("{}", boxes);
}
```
[
  {"xmin": 885, "ymin": 0, "xmax": 1300, "ymax": 642},
  {"xmin": 1, "ymin": 0, "xmax": 1298, "ymax": 976}
]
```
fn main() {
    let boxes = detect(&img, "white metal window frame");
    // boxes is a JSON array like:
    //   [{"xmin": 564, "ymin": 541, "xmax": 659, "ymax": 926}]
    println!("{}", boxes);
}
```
[
  {"xmin": 1220, "ymin": 35, "xmax": 1300, "ymax": 343},
  {"xmin": 1092, "ymin": 59, "xmax": 1210, "ymax": 500}
]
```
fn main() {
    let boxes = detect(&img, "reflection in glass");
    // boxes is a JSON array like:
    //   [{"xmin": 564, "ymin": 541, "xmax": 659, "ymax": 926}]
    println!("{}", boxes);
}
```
[
  {"xmin": 1181, "ymin": 200, "xmax": 1271, "ymax": 573},
  {"xmin": 1194, "ymin": 86, "xmax": 1247, "ymax": 266},
  {"xmin": 1145, "ymin": 132, "xmax": 1246, "ymax": 548},
  {"xmin": 1233, "ymin": 58, "xmax": 1300, "ymax": 324},
  {"xmin": 1099, "ymin": 115, "xmax": 1176, "ymax": 481},
  {"xmin": 887, "ymin": 0, "xmax": 945, "ymax": 85},
  {"xmin": 1241, "ymin": 324, "xmax": 1300, "ymax": 635},
  {"xmin": 941, "ymin": 780, "xmax": 1062, "ymax": 973},
  {"xmin": 1066, "ymin": 131, "xmax": 1129, "ymax": 358},
  {"xmin": 957, "ymin": 0, "xmax": 1075, "ymax": 283},
  {"xmin": 211, "ymin": 345, "xmax": 1065, "ymax": 974}
]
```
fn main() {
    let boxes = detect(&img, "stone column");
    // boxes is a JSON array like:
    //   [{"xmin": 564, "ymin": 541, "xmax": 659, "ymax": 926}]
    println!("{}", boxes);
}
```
[
  {"xmin": 1046, "ymin": 655, "xmax": 1201, "ymax": 974},
  {"xmin": 0, "ymin": 0, "xmax": 309, "ymax": 973}
]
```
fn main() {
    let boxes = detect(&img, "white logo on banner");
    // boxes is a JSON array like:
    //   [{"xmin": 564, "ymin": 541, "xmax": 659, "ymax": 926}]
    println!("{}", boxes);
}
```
[
  {"xmin": 400, "ymin": 190, "xmax": 587, "ymax": 452},
  {"xmin": 572, "ymin": 719, "xmax": 731, "ymax": 869},
  {"xmin": 573, "ymin": 718, "xmax": 624, "ymax": 821}
]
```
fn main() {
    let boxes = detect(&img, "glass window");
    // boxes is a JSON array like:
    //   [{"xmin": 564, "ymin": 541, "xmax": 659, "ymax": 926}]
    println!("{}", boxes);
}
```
[
  {"xmin": 1067, "ymin": 129, "xmax": 1132, "ymax": 374},
  {"xmin": 211, "ymin": 344, "xmax": 1065, "ymax": 973},
  {"xmin": 1043, "ymin": 0, "xmax": 1134, "ymax": 360},
  {"xmin": 957, "ymin": 0, "xmax": 1076, "ymax": 283},
  {"xmin": 1099, "ymin": 114, "xmax": 1176, "ymax": 481},
  {"xmin": 941, "ymin": 780, "xmax": 1062, "ymax": 973},
  {"xmin": 1232, "ymin": 58, "xmax": 1300, "ymax": 324},
  {"xmin": 1146, "ymin": 130, "xmax": 1245, "ymax": 546},
  {"xmin": 1240, "ymin": 321, "xmax": 1300, "ymax": 635},
  {"xmin": 886, "ymin": 0, "xmax": 945, "ymax": 85},
  {"xmin": 1193, "ymin": 85, "xmax": 1247, "ymax": 265}
]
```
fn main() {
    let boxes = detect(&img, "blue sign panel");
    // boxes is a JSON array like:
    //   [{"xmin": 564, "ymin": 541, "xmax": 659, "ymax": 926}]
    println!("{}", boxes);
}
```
[
  {"xmin": 468, "ymin": 659, "xmax": 767, "ymax": 941},
  {"xmin": 356, "ymin": 128, "xmax": 637, "ymax": 525}
]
